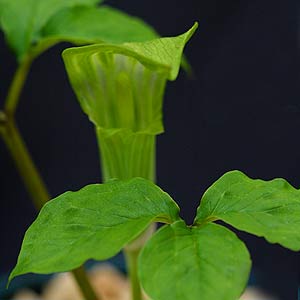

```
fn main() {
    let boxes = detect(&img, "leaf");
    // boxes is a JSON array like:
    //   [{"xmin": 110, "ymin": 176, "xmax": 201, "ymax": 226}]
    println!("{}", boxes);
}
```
[
  {"xmin": 195, "ymin": 170, "xmax": 300, "ymax": 251},
  {"xmin": 0, "ymin": 0, "xmax": 101, "ymax": 60},
  {"xmin": 30, "ymin": 5, "xmax": 161, "ymax": 61},
  {"xmin": 9, "ymin": 178, "xmax": 179, "ymax": 284},
  {"xmin": 40, "ymin": 5, "xmax": 158, "ymax": 46},
  {"xmin": 139, "ymin": 221, "xmax": 251, "ymax": 300}
]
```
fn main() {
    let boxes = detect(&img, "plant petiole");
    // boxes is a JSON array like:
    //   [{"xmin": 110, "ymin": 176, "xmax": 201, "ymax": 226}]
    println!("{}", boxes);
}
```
[
  {"xmin": 1, "ymin": 52, "xmax": 99, "ymax": 300},
  {"xmin": 72, "ymin": 266, "xmax": 100, "ymax": 300}
]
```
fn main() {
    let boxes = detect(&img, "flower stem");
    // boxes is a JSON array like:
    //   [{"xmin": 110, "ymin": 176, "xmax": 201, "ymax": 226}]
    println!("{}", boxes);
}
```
[
  {"xmin": 124, "ymin": 224, "xmax": 156, "ymax": 300},
  {"xmin": 1, "ymin": 57, "xmax": 99, "ymax": 300},
  {"xmin": 0, "ymin": 118, "xmax": 49, "ymax": 209},
  {"xmin": 72, "ymin": 266, "xmax": 98, "ymax": 300},
  {"xmin": 124, "ymin": 249, "xmax": 142, "ymax": 300},
  {"xmin": 4, "ymin": 55, "xmax": 33, "ymax": 116},
  {"xmin": 1, "ymin": 56, "xmax": 49, "ymax": 209}
]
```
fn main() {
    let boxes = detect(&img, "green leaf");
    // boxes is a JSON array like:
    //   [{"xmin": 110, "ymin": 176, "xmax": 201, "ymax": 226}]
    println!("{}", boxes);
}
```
[
  {"xmin": 0, "ymin": 0, "xmax": 101, "ymax": 60},
  {"xmin": 9, "ymin": 178, "xmax": 179, "ymax": 284},
  {"xmin": 40, "ymin": 5, "xmax": 158, "ymax": 45},
  {"xmin": 139, "ymin": 221, "xmax": 251, "ymax": 300},
  {"xmin": 195, "ymin": 170, "xmax": 300, "ymax": 251},
  {"xmin": 30, "ymin": 5, "xmax": 161, "ymax": 61}
]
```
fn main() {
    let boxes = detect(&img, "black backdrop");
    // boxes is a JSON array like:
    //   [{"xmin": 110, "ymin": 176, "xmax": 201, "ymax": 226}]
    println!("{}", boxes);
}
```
[{"xmin": 0, "ymin": 0, "xmax": 299, "ymax": 299}]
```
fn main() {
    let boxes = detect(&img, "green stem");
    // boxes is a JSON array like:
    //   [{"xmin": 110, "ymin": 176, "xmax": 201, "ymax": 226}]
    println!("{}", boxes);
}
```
[
  {"xmin": 0, "ymin": 119, "xmax": 49, "ymax": 210},
  {"xmin": 124, "ymin": 249, "xmax": 142, "ymax": 300},
  {"xmin": 1, "ymin": 57, "xmax": 99, "ymax": 300},
  {"xmin": 4, "ymin": 55, "xmax": 33, "ymax": 115},
  {"xmin": 124, "ymin": 224, "xmax": 156, "ymax": 300},
  {"xmin": 72, "ymin": 266, "xmax": 98, "ymax": 300},
  {"xmin": 1, "ymin": 56, "xmax": 49, "ymax": 209}
]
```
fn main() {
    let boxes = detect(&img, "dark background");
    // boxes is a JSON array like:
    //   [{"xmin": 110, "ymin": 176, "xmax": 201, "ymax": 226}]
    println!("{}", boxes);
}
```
[{"xmin": 0, "ymin": 0, "xmax": 299, "ymax": 299}]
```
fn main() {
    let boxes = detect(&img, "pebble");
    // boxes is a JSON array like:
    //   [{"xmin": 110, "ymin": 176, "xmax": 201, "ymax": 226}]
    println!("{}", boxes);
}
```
[{"xmin": 12, "ymin": 265, "xmax": 276, "ymax": 300}]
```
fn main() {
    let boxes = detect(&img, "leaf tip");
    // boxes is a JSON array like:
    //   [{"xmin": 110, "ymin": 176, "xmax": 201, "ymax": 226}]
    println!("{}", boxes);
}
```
[{"xmin": 7, "ymin": 268, "xmax": 17, "ymax": 289}]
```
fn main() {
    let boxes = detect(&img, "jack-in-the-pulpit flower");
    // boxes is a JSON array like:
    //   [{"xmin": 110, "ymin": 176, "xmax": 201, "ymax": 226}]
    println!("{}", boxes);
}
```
[{"xmin": 63, "ymin": 23, "xmax": 198, "ymax": 181}]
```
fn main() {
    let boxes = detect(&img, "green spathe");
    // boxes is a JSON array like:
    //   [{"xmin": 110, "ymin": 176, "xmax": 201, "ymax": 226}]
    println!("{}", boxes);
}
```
[
  {"xmin": 139, "ymin": 220, "xmax": 251, "ymax": 300},
  {"xmin": 62, "ymin": 23, "xmax": 197, "ymax": 131},
  {"xmin": 9, "ymin": 178, "xmax": 180, "ymax": 284},
  {"xmin": 63, "ymin": 22, "xmax": 198, "ymax": 83},
  {"xmin": 96, "ymin": 128, "xmax": 157, "ymax": 181},
  {"xmin": 62, "ymin": 23, "xmax": 197, "ymax": 181},
  {"xmin": 195, "ymin": 170, "xmax": 300, "ymax": 251},
  {"xmin": 63, "ymin": 52, "xmax": 168, "ymax": 132}
]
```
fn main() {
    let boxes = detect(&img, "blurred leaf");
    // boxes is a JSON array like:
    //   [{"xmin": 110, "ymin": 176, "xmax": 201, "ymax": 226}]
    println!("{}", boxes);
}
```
[
  {"xmin": 139, "ymin": 220, "xmax": 251, "ymax": 300},
  {"xmin": 41, "ymin": 5, "xmax": 158, "ymax": 46},
  {"xmin": 31, "ymin": 5, "xmax": 161, "ymax": 60},
  {"xmin": 9, "ymin": 178, "xmax": 179, "ymax": 284},
  {"xmin": 0, "ymin": 0, "xmax": 101, "ymax": 60},
  {"xmin": 195, "ymin": 170, "xmax": 300, "ymax": 251}
]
